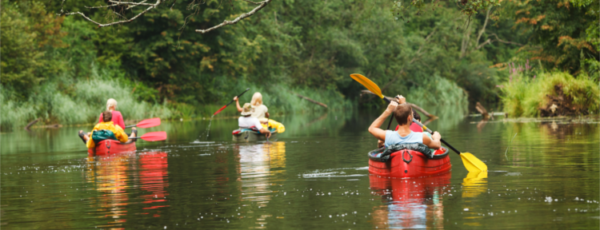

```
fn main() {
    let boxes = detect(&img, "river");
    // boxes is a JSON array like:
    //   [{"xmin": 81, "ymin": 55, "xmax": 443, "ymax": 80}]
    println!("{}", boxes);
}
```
[{"xmin": 1, "ymin": 111, "xmax": 599, "ymax": 229}]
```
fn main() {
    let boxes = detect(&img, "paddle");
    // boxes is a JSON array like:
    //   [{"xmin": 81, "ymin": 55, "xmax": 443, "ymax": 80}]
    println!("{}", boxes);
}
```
[
  {"xmin": 349, "ymin": 74, "xmax": 395, "ymax": 129},
  {"xmin": 412, "ymin": 119, "xmax": 487, "ymax": 172},
  {"xmin": 130, "ymin": 131, "xmax": 167, "ymax": 142},
  {"xmin": 213, "ymin": 88, "xmax": 251, "ymax": 116},
  {"xmin": 126, "ymin": 118, "xmax": 161, "ymax": 128},
  {"xmin": 349, "ymin": 73, "xmax": 488, "ymax": 173}
]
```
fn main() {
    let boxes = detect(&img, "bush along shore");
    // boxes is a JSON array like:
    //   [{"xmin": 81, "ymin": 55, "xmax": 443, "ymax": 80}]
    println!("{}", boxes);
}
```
[
  {"xmin": 0, "ymin": 72, "xmax": 354, "ymax": 131},
  {"xmin": 500, "ymin": 72, "xmax": 599, "ymax": 117}
]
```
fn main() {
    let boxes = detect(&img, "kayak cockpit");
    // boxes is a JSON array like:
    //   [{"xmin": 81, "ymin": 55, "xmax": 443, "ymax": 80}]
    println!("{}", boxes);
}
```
[{"xmin": 368, "ymin": 143, "xmax": 451, "ymax": 178}]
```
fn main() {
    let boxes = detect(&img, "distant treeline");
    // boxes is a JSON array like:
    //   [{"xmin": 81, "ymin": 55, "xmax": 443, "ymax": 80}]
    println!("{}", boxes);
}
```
[{"xmin": 1, "ymin": 0, "xmax": 597, "ymax": 130}]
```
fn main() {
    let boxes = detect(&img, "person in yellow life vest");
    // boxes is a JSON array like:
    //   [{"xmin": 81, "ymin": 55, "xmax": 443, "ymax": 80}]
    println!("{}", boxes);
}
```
[
  {"xmin": 83, "ymin": 111, "xmax": 137, "ymax": 149},
  {"xmin": 259, "ymin": 118, "xmax": 285, "ymax": 133}
]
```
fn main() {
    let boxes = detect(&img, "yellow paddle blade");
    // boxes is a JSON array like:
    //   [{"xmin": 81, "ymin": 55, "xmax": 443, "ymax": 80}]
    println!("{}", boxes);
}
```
[
  {"xmin": 349, "ymin": 73, "xmax": 383, "ymax": 99},
  {"xmin": 462, "ymin": 171, "xmax": 488, "ymax": 198},
  {"xmin": 460, "ymin": 152, "xmax": 488, "ymax": 172}
]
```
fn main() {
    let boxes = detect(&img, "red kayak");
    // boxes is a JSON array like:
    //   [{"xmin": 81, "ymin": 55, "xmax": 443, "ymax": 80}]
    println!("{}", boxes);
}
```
[
  {"xmin": 368, "ymin": 146, "xmax": 451, "ymax": 178},
  {"xmin": 88, "ymin": 140, "xmax": 136, "ymax": 156}
]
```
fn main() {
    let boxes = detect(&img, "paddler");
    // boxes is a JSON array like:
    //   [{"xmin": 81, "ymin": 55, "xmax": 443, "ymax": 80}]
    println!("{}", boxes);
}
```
[
  {"xmin": 369, "ymin": 95, "xmax": 441, "ymax": 149},
  {"xmin": 81, "ymin": 111, "xmax": 137, "ymax": 151},
  {"xmin": 259, "ymin": 118, "xmax": 286, "ymax": 133},
  {"xmin": 99, "ymin": 98, "xmax": 126, "ymax": 129},
  {"xmin": 397, "ymin": 110, "xmax": 423, "ymax": 132},
  {"xmin": 234, "ymin": 92, "xmax": 269, "ymax": 119},
  {"xmin": 78, "ymin": 98, "xmax": 127, "ymax": 143},
  {"xmin": 239, "ymin": 103, "xmax": 271, "ymax": 138},
  {"xmin": 378, "ymin": 110, "xmax": 422, "ymax": 148}
]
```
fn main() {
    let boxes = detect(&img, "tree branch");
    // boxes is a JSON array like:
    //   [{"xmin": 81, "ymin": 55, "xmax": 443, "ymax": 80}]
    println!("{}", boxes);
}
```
[
  {"xmin": 243, "ymin": 0, "xmax": 262, "ymax": 4},
  {"xmin": 476, "ymin": 33, "xmax": 524, "ymax": 50},
  {"xmin": 476, "ymin": 6, "xmax": 493, "ymax": 47},
  {"xmin": 296, "ymin": 93, "xmax": 328, "ymax": 109},
  {"xmin": 489, "ymin": 33, "xmax": 524, "ymax": 46},
  {"xmin": 196, "ymin": 0, "xmax": 271, "ymax": 34},
  {"xmin": 460, "ymin": 18, "xmax": 472, "ymax": 58},
  {"xmin": 106, "ymin": 0, "xmax": 153, "ymax": 6},
  {"xmin": 63, "ymin": 0, "xmax": 271, "ymax": 34},
  {"xmin": 65, "ymin": 0, "xmax": 161, "ymax": 28}
]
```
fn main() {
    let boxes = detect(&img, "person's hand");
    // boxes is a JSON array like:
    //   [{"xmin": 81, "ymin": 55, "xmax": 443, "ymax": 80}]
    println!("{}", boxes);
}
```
[
  {"xmin": 266, "ymin": 132, "xmax": 272, "ymax": 139},
  {"xmin": 432, "ymin": 131, "xmax": 441, "ymax": 140},
  {"xmin": 396, "ymin": 95, "xmax": 406, "ymax": 104},
  {"xmin": 233, "ymin": 96, "xmax": 238, "ymax": 101},
  {"xmin": 377, "ymin": 140, "xmax": 384, "ymax": 148},
  {"xmin": 265, "ymin": 112, "xmax": 270, "ymax": 118},
  {"xmin": 386, "ymin": 100, "xmax": 399, "ymax": 113},
  {"xmin": 132, "ymin": 127, "xmax": 137, "ymax": 131}
]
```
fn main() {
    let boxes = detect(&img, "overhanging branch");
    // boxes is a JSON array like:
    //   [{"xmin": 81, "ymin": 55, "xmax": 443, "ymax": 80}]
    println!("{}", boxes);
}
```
[
  {"xmin": 196, "ymin": 0, "xmax": 271, "ymax": 34},
  {"xmin": 62, "ymin": 0, "xmax": 271, "ymax": 34},
  {"xmin": 65, "ymin": 0, "xmax": 161, "ymax": 27}
]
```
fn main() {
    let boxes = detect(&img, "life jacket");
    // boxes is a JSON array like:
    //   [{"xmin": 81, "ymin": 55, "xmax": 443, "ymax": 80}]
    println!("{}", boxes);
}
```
[
  {"xmin": 261, "ymin": 119, "xmax": 285, "ymax": 133},
  {"xmin": 91, "ymin": 129, "xmax": 117, "ymax": 143}
]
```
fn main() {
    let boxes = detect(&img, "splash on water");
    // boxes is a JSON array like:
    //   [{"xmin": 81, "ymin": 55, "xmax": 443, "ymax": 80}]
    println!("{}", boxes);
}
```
[{"xmin": 204, "ymin": 115, "xmax": 215, "ymax": 139}]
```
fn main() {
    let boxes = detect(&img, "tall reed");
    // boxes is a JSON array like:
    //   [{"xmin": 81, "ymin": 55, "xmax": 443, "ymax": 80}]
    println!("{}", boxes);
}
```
[{"xmin": 1, "ymin": 66, "xmax": 173, "ymax": 131}]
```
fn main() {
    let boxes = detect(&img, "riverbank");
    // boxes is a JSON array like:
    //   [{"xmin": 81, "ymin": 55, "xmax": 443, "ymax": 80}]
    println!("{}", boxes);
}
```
[
  {"xmin": 0, "ymin": 74, "xmax": 353, "ymax": 131},
  {"xmin": 500, "ymin": 72, "xmax": 599, "ymax": 117}
]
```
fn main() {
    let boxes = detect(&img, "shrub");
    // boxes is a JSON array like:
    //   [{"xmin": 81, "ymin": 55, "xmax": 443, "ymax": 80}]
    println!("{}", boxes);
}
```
[{"xmin": 501, "ymin": 72, "xmax": 600, "ymax": 117}]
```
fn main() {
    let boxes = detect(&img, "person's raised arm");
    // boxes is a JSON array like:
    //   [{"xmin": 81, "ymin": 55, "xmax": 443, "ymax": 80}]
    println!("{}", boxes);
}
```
[
  {"xmin": 422, "ymin": 132, "xmax": 441, "ymax": 149},
  {"xmin": 368, "ymin": 100, "xmax": 398, "ymax": 141},
  {"xmin": 234, "ymin": 96, "xmax": 243, "ymax": 112}
]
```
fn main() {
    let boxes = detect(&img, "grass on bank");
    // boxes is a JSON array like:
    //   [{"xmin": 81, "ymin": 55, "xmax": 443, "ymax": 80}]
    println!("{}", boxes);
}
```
[
  {"xmin": 500, "ymin": 72, "xmax": 599, "ymax": 117},
  {"xmin": 0, "ymin": 64, "xmax": 354, "ymax": 131}
]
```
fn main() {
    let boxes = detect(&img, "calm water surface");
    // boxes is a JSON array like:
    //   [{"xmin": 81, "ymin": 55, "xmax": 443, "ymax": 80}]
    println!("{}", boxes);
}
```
[{"xmin": 1, "ymin": 112, "xmax": 599, "ymax": 229}]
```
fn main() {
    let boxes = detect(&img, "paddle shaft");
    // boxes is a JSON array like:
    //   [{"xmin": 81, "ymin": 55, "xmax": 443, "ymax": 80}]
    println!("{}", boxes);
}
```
[
  {"xmin": 384, "ymin": 98, "xmax": 394, "ymax": 129},
  {"xmin": 412, "ymin": 118, "xmax": 461, "ymax": 155},
  {"xmin": 229, "ymin": 88, "xmax": 251, "ymax": 107},
  {"xmin": 213, "ymin": 88, "xmax": 250, "ymax": 116}
]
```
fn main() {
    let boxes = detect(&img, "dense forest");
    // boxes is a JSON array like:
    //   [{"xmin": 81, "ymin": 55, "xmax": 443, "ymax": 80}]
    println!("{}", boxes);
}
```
[{"xmin": 1, "ymin": 0, "xmax": 598, "ymax": 130}]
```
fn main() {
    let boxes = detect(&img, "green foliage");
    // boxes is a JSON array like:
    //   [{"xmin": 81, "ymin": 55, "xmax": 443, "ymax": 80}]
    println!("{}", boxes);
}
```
[
  {"xmin": 8, "ymin": 0, "xmax": 597, "ymax": 126},
  {"xmin": 500, "ymin": 72, "xmax": 600, "ymax": 117},
  {"xmin": 410, "ymin": 75, "xmax": 469, "ymax": 111},
  {"xmin": 0, "ymin": 66, "xmax": 173, "ymax": 131},
  {"xmin": 393, "ymin": 0, "xmax": 502, "ymax": 16},
  {"xmin": 500, "ymin": 0, "xmax": 598, "ymax": 75},
  {"xmin": 0, "ymin": 1, "xmax": 67, "ymax": 99}
]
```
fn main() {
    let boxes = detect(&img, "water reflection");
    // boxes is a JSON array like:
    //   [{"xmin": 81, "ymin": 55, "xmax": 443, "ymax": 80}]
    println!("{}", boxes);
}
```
[
  {"xmin": 370, "ymin": 174, "xmax": 450, "ymax": 229},
  {"xmin": 85, "ymin": 151, "xmax": 169, "ymax": 227},
  {"xmin": 139, "ymin": 152, "xmax": 169, "ymax": 216},
  {"xmin": 233, "ymin": 142, "xmax": 286, "ymax": 228},
  {"xmin": 461, "ymin": 171, "xmax": 488, "ymax": 227},
  {"xmin": 86, "ymin": 154, "xmax": 132, "ymax": 227}
]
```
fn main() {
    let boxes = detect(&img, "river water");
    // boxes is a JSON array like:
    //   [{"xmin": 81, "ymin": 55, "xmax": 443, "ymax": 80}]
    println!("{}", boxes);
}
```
[{"xmin": 1, "ymin": 111, "xmax": 599, "ymax": 229}]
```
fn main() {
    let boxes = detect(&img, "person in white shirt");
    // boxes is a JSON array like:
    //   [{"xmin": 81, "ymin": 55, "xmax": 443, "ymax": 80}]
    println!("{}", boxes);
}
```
[
  {"xmin": 234, "ymin": 92, "xmax": 269, "ymax": 119},
  {"xmin": 238, "ymin": 103, "xmax": 271, "ymax": 138}
]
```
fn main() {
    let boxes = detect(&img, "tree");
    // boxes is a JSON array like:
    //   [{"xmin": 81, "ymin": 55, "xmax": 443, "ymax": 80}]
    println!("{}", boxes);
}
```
[
  {"xmin": 61, "ymin": 0, "xmax": 502, "ymax": 34},
  {"xmin": 500, "ymin": 0, "xmax": 599, "ymax": 75},
  {"xmin": 1, "ymin": 1, "xmax": 66, "ymax": 99}
]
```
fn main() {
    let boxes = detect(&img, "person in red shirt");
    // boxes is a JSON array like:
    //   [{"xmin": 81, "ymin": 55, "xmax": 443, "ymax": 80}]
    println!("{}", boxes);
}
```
[
  {"xmin": 98, "ymin": 98, "xmax": 125, "ymax": 129},
  {"xmin": 397, "ymin": 110, "xmax": 423, "ymax": 132}
]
